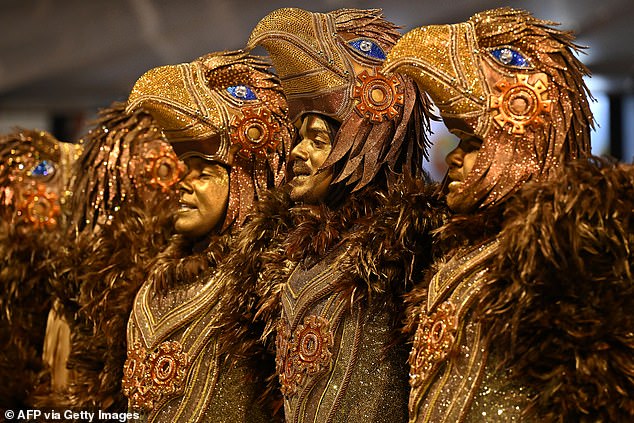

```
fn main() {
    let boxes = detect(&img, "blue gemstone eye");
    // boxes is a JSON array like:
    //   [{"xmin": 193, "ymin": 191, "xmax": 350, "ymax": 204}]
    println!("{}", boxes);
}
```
[
  {"xmin": 226, "ymin": 85, "xmax": 257, "ymax": 100},
  {"xmin": 490, "ymin": 47, "xmax": 532, "ymax": 69},
  {"xmin": 348, "ymin": 38, "xmax": 386, "ymax": 60},
  {"xmin": 31, "ymin": 160, "xmax": 55, "ymax": 177}
]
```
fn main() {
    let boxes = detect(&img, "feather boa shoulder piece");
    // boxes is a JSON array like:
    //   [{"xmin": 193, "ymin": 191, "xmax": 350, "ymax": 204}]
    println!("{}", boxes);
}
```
[{"xmin": 476, "ymin": 157, "xmax": 634, "ymax": 421}]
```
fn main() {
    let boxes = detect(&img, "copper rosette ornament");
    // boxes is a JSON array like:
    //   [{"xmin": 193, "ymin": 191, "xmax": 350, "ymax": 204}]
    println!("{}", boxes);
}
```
[
  {"xmin": 276, "ymin": 315, "xmax": 334, "ymax": 397},
  {"xmin": 489, "ymin": 73, "xmax": 553, "ymax": 135},
  {"xmin": 122, "ymin": 341, "xmax": 190, "ymax": 411},
  {"xmin": 353, "ymin": 67, "xmax": 404, "ymax": 123},
  {"xmin": 229, "ymin": 107, "xmax": 282, "ymax": 160},
  {"xmin": 409, "ymin": 301, "xmax": 458, "ymax": 388},
  {"xmin": 16, "ymin": 183, "xmax": 61, "ymax": 230},
  {"xmin": 141, "ymin": 140, "xmax": 185, "ymax": 192}
]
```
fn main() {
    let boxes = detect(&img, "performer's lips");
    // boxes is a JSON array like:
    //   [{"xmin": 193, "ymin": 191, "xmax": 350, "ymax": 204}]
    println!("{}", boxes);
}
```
[
  {"xmin": 447, "ymin": 170, "xmax": 463, "ymax": 190},
  {"xmin": 292, "ymin": 162, "xmax": 312, "ymax": 178},
  {"xmin": 178, "ymin": 200, "xmax": 197, "ymax": 211}
]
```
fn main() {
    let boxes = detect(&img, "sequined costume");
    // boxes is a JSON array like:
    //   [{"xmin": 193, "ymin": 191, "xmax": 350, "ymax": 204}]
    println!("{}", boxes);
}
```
[
  {"xmin": 31, "ymin": 102, "xmax": 183, "ymax": 411},
  {"xmin": 0, "ymin": 129, "xmax": 79, "ymax": 408},
  {"xmin": 245, "ymin": 8, "xmax": 447, "ymax": 422},
  {"xmin": 384, "ymin": 7, "xmax": 632, "ymax": 422},
  {"xmin": 122, "ymin": 50, "xmax": 292, "ymax": 422}
]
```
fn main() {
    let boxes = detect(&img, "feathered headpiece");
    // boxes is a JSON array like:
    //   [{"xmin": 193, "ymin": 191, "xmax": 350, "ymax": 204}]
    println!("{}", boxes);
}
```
[
  {"xmin": 0, "ymin": 129, "xmax": 79, "ymax": 230},
  {"xmin": 384, "ymin": 7, "xmax": 594, "ymax": 211},
  {"xmin": 69, "ymin": 102, "xmax": 183, "ymax": 232},
  {"xmin": 247, "ymin": 8, "xmax": 430, "ymax": 192},
  {"xmin": 127, "ymin": 50, "xmax": 293, "ymax": 231}
]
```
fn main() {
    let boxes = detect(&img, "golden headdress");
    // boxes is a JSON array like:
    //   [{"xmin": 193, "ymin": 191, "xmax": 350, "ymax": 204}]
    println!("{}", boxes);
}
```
[
  {"xmin": 384, "ymin": 7, "xmax": 594, "ymax": 211},
  {"xmin": 0, "ymin": 129, "xmax": 79, "ymax": 230},
  {"xmin": 127, "ymin": 50, "xmax": 293, "ymax": 231},
  {"xmin": 248, "ymin": 8, "xmax": 430, "ymax": 192},
  {"xmin": 69, "ymin": 102, "xmax": 183, "ymax": 232}
]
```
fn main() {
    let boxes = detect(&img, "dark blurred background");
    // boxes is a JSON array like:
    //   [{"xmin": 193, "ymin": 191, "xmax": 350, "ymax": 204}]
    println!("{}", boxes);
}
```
[{"xmin": 1, "ymin": 0, "xmax": 633, "ymax": 178}]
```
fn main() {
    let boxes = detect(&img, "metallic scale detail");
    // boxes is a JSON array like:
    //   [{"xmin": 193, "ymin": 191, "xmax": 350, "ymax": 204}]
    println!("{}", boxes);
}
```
[
  {"xmin": 229, "ymin": 107, "xmax": 281, "ymax": 159},
  {"xmin": 143, "ymin": 142, "xmax": 183, "ymax": 191},
  {"xmin": 276, "ymin": 315, "xmax": 334, "ymax": 397},
  {"xmin": 17, "ymin": 183, "xmax": 61, "ymax": 229},
  {"xmin": 352, "ymin": 68, "xmax": 404, "ymax": 122},
  {"xmin": 489, "ymin": 74, "xmax": 552, "ymax": 134},
  {"xmin": 409, "ymin": 301, "xmax": 458, "ymax": 387},
  {"xmin": 122, "ymin": 340, "xmax": 190, "ymax": 411}
]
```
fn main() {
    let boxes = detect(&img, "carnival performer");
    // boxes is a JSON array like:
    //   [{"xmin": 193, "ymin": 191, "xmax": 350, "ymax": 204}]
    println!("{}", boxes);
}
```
[
  {"xmin": 31, "ymin": 102, "xmax": 183, "ymax": 411},
  {"xmin": 121, "ymin": 50, "xmax": 293, "ymax": 422},
  {"xmin": 237, "ymin": 8, "xmax": 448, "ymax": 422},
  {"xmin": 384, "ymin": 7, "xmax": 634, "ymax": 422},
  {"xmin": 0, "ymin": 129, "xmax": 79, "ymax": 408}
]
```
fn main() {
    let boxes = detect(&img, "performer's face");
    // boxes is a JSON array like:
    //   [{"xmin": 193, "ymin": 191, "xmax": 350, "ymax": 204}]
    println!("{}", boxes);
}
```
[
  {"xmin": 444, "ymin": 135, "xmax": 483, "ymax": 213},
  {"xmin": 175, "ymin": 157, "xmax": 229, "ymax": 239},
  {"xmin": 288, "ymin": 114, "xmax": 334, "ymax": 204}
]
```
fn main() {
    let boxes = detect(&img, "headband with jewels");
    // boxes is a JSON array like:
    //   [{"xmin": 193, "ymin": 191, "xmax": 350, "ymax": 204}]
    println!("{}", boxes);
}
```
[
  {"xmin": 384, "ymin": 7, "xmax": 594, "ymax": 211},
  {"xmin": 126, "ymin": 50, "xmax": 293, "ymax": 230},
  {"xmin": 247, "ymin": 8, "xmax": 431, "ymax": 192}
]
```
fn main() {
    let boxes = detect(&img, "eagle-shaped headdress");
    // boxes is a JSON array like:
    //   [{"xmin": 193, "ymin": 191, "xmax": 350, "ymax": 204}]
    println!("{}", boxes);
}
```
[
  {"xmin": 127, "ymin": 50, "xmax": 293, "ymax": 231},
  {"xmin": 247, "ymin": 8, "xmax": 430, "ymax": 192},
  {"xmin": 384, "ymin": 7, "xmax": 594, "ymax": 211}
]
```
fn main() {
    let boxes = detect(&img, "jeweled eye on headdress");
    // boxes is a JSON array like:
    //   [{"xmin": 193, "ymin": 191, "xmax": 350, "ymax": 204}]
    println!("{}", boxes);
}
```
[
  {"xmin": 348, "ymin": 38, "xmax": 386, "ymax": 60},
  {"xmin": 29, "ymin": 160, "xmax": 56, "ymax": 179},
  {"xmin": 489, "ymin": 47, "xmax": 532, "ymax": 69},
  {"xmin": 226, "ymin": 85, "xmax": 258, "ymax": 100}
]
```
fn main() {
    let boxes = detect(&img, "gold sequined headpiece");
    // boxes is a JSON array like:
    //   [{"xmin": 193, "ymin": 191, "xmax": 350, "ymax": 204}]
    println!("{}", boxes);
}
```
[
  {"xmin": 127, "ymin": 50, "xmax": 293, "ymax": 230},
  {"xmin": 384, "ymin": 7, "xmax": 593, "ymax": 210},
  {"xmin": 248, "ymin": 8, "xmax": 430, "ymax": 192},
  {"xmin": 0, "ymin": 129, "xmax": 80, "ymax": 230}
]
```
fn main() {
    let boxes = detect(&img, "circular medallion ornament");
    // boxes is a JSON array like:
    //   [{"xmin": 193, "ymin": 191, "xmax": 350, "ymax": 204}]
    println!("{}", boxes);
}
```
[
  {"xmin": 144, "ymin": 143, "xmax": 183, "ymax": 191},
  {"xmin": 17, "ymin": 184, "xmax": 61, "ymax": 230},
  {"xmin": 122, "ymin": 340, "xmax": 189, "ymax": 411},
  {"xmin": 295, "ymin": 315, "xmax": 333, "ymax": 373},
  {"xmin": 352, "ymin": 67, "xmax": 404, "ymax": 122},
  {"xmin": 489, "ymin": 73, "xmax": 552, "ymax": 134},
  {"xmin": 229, "ymin": 107, "xmax": 281, "ymax": 159},
  {"xmin": 276, "ymin": 315, "xmax": 333, "ymax": 398}
]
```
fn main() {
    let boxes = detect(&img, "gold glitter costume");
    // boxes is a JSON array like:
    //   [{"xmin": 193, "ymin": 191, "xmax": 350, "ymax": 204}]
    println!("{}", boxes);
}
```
[
  {"xmin": 382, "ymin": 8, "xmax": 632, "ymax": 422},
  {"xmin": 0, "ymin": 129, "xmax": 80, "ymax": 407},
  {"xmin": 123, "ymin": 50, "xmax": 292, "ymax": 422},
  {"xmin": 247, "ymin": 8, "xmax": 446, "ymax": 422}
]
